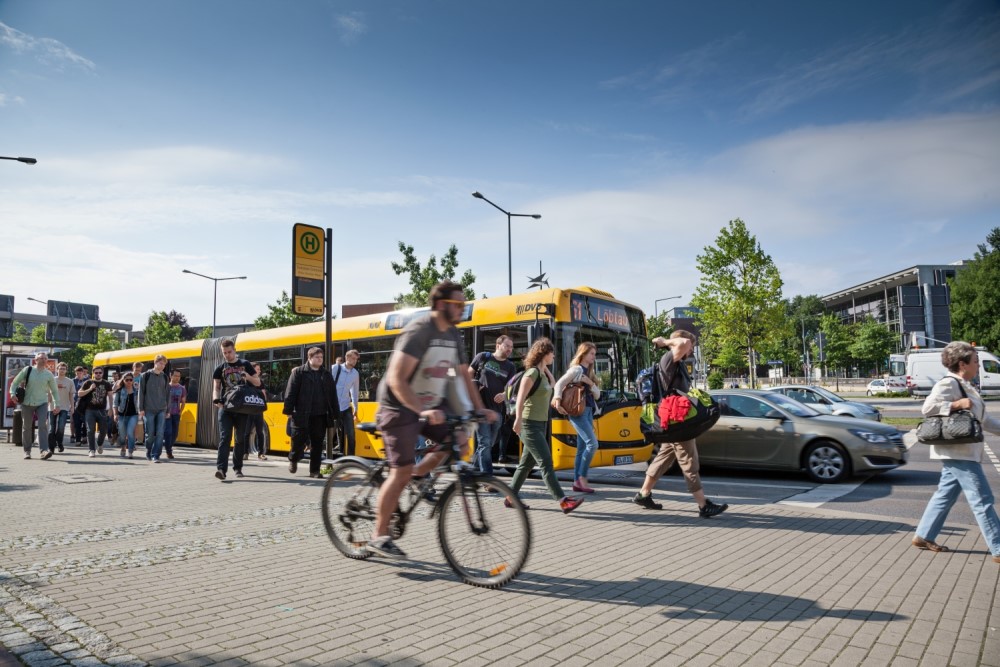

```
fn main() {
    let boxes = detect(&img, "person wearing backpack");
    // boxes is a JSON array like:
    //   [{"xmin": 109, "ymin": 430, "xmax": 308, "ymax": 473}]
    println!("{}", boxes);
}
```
[
  {"xmin": 552, "ymin": 342, "xmax": 602, "ymax": 493},
  {"xmin": 508, "ymin": 338, "xmax": 584, "ymax": 515},
  {"xmin": 466, "ymin": 335, "xmax": 516, "ymax": 474},
  {"xmin": 633, "ymin": 331, "xmax": 729, "ymax": 518}
]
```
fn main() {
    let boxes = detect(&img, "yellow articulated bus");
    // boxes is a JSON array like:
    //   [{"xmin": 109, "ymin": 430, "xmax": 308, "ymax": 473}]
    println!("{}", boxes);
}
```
[{"xmin": 94, "ymin": 286, "xmax": 654, "ymax": 470}]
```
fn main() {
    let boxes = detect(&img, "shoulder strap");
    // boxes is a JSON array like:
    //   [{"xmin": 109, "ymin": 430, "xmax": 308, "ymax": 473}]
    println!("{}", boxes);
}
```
[
  {"xmin": 951, "ymin": 377, "xmax": 968, "ymax": 399},
  {"xmin": 334, "ymin": 364, "xmax": 342, "ymax": 385}
]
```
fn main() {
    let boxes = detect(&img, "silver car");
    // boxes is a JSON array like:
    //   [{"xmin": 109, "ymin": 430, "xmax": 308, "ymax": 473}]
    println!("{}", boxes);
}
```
[
  {"xmin": 769, "ymin": 385, "xmax": 882, "ymax": 421},
  {"xmin": 695, "ymin": 390, "xmax": 906, "ymax": 483}
]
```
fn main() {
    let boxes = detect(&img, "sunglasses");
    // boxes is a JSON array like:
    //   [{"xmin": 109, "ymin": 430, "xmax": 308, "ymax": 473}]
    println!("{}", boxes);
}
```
[{"xmin": 124, "ymin": 378, "xmax": 133, "ymax": 382}]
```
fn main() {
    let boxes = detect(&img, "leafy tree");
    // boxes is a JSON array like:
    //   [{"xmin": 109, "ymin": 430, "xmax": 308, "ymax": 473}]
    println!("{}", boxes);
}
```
[
  {"xmin": 162, "ymin": 310, "xmax": 197, "ymax": 340},
  {"xmin": 707, "ymin": 369, "xmax": 725, "ymax": 390},
  {"xmin": 850, "ymin": 318, "xmax": 896, "ymax": 375},
  {"xmin": 818, "ymin": 314, "xmax": 852, "ymax": 374},
  {"xmin": 29, "ymin": 325, "xmax": 50, "ymax": 344},
  {"xmin": 950, "ymin": 227, "xmax": 1000, "ymax": 351},
  {"xmin": 391, "ymin": 242, "xmax": 477, "ymax": 308},
  {"xmin": 194, "ymin": 326, "xmax": 213, "ymax": 340},
  {"xmin": 692, "ymin": 219, "xmax": 785, "ymax": 389},
  {"xmin": 76, "ymin": 329, "xmax": 124, "ymax": 368},
  {"xmin": 644, "ymin": 312, "xmax": 673, "ymax": 362},
  {"xmin": 713, "ymin": 342, "xmax": 746, "ymax": 374},
  {"xmin": 253, "ymin": 291, "xmax": 316, "ymax": 330},
  {"xmin": 143, "ymin": 311, "xmax": 184, "ymax": 345},
  {"xmin": 1, "ymin": 321, "xmax": 29, "ymax": 343}
]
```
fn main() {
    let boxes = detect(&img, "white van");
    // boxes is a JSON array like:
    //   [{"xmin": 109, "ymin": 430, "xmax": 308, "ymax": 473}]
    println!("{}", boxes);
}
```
[{"xmin": 906, "ymin": 347, "xmax": 1000, "ymax": 397}]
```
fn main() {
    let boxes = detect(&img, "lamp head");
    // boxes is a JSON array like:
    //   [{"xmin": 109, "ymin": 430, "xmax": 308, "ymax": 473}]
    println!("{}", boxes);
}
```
[
  {"xmin": 530, "ymin": 215, "xmax": 541, "ymax": 219},
  {"xmin": 472, "ymin": 192, "xmax": 484, "ymax": 199}
]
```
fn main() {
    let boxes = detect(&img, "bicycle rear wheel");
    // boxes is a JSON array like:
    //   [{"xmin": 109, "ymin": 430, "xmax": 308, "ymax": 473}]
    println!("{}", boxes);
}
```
[
  {"xmin": 437, "ymin": 475, "xmax": 531, "ymax": 588},
  {"xmin": 321, "ymin": 460, "xmax": 377, "ymax": 560}
]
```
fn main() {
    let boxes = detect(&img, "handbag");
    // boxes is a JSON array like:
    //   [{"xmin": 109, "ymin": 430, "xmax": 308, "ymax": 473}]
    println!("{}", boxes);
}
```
[
  {"xmin": 222, "ymin": 384, "xmax": 267, "ymax": 414},
  {"xmin": 560, "ymin": 382, "xmax": 587, "ymax": 418},
  {"xmin": 14, "ymin": 366, "xmax": 32, "ymax": 403},
  {"xmin": 914, "ymin": 379, "xmax": 984, "ymax": 445}
]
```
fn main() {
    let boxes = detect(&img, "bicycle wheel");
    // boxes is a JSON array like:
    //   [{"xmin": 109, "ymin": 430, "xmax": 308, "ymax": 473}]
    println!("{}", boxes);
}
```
[
  {"xmin": 321, "ymin": 460, "xmax": 377, "ymax": 560},
  {"xmin": 437, "ymin": 475, "xmax": 531, "ymax": 588}
]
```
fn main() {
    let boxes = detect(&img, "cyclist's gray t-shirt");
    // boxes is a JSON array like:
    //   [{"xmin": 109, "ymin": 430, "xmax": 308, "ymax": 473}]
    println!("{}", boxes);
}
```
[{"xmin": 378, "ymin": 314, "xmax": 466, "ymax": 414}]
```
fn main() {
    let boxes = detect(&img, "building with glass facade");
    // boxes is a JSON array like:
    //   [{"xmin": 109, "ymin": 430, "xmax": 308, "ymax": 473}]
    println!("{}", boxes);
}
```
[{"xmin": 821, "ymin": 263, "xmax": 967, "ymax": 351}]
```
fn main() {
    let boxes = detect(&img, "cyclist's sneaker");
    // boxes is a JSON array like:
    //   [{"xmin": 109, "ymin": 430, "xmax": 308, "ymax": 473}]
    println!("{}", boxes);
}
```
[
  {"xmin": 560, "ymin": 496, "xmax": 584, "ymax": 514},
  {"xmin": 367, "ymin": 537, "xmax": 407, "ymax": 560},
  {"xmin": 699, "ymin": 499, "xmax": 729, "ymax": 518},
  {"xmin": 633, "ymin": 492, "xmax": 662, "ymax": 510}
]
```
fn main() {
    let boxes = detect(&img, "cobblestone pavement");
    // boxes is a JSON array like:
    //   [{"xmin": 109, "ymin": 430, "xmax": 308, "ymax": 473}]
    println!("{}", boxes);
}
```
[{"xmin": 2, "ymin": 442, "xmax": 998, "ymax": 666}]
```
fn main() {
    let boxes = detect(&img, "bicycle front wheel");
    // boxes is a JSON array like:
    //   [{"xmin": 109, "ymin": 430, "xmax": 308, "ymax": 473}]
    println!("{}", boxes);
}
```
[
  {"xmin": 321, "ymin": 460, "xmax": 377, "ymax": 560},
  {"xmin": 437, "ymin": 475, "xmax": 531, "ymax": 588}
]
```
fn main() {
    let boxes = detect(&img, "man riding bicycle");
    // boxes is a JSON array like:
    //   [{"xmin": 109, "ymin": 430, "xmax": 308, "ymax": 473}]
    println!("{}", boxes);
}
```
[{"xmin": 369, "ymin": 280, "xmax": 497, "ymax": 559}]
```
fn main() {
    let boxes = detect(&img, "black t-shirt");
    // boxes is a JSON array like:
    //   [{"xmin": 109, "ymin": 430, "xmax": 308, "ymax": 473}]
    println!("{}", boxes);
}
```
[
  {"xmin": 82, "ymin": 380, "xmax": 113, "ymax": 409},
  {"xmin": 470, "ymin": 351, "xmax": 516, "ymax": 412},
  {"xmin": 213, "ymin": 359, "xmax": 256, "ymax": 392},
  {"xmin": 657, "ymin": 352, "xmax": 691, "ymax": 396}
]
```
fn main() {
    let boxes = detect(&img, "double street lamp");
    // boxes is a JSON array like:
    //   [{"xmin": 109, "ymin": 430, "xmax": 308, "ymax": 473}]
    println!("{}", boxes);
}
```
[
  {"xmin": 654, "ymin": 295, "xmax": 682, "ymax": 318},
  {"xmin": 182, "ymin": 270, "xmax": 246, "ymax": 337},
  {"xmin": 0, "ymin": 156, "xmax": 37, "ymax": 165},
  {"xmin": 472, "ymin": 191, "xmax": 541, "ymax": 295}
]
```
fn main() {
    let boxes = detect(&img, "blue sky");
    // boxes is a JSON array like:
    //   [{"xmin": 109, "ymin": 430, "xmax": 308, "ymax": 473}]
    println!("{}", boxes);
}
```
[{"xmin": 2, "ymin": 0, "xmax": 999, "ymax": 329}]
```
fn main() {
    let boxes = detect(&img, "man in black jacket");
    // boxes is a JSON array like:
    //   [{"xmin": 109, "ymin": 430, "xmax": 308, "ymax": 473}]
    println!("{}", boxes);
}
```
[{"xmin": 283, "ymin": 346, "xmax": 339, "ymax": 478}]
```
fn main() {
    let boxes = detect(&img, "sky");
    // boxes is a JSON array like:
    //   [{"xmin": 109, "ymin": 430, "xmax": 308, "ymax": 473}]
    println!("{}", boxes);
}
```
[{"xmin": 2, "ymin": 0, "xmax": 999, "ymax": 331}]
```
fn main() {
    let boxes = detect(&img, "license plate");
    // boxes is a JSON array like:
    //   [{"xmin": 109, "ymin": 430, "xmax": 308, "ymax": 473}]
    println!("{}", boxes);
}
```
[{"xmin": 614, "ymin": 455, "xmax": 634, "ymax": 465}]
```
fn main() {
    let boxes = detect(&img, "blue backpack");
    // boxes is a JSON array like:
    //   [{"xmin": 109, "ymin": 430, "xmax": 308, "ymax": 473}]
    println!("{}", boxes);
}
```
[{"xmin": 635, "ymin": 364, "xmax": 665, "ymax": 406}]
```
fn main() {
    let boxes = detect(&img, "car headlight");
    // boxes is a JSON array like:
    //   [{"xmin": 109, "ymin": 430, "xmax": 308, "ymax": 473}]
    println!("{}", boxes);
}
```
[{"xmin": 850, "ymin": 429, "xmax": 890, "ymax": 444}]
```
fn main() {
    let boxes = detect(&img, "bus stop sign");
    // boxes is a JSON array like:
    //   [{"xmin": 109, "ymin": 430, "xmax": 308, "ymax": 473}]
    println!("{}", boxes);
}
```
[{"xmin": 292, "ymin": 223, "xmax": 325, "ymax": 316}]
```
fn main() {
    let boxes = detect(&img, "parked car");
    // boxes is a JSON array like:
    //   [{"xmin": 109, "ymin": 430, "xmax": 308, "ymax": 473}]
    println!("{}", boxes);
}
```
[
  {"xmin": 768, "ymin": 385, "xmax": 882, "ymax": 421},
  {"xmin": 866, "ymin": 379, "xmax": 888, "ymax": 396},
  {"xmin": 690, "ymin": 390, "xmax": 906, "ymax": 483}
]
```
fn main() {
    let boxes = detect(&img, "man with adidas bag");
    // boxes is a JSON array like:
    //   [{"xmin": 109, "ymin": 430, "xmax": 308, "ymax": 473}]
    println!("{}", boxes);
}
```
[
  {"xmin": 466, "ymin": 335, "xmax": 516, "ymax": 474},
  {"xmin": 633, "ymin": 330, "xmax": 729, "ymax": 518}
]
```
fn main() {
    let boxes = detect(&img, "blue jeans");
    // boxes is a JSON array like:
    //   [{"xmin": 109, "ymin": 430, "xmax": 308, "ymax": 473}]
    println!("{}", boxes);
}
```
[
  {"xmin": 473, "ymin": 416, "xmax": 502, "ymax": 475},
  {"xmin": 144, "ymin": 410, "xmax": 167, "ymax": 460},
  {"xmin": 165, "ymin": 413, "xmax": 181, "ymax": 454},
  {"xmin": 916, "ymin": 459, "xmax": 1000, "ymax": 556},
  {"xmin": 118, "ymin": 415, "xmax": 139, "ymax": 453},
  {"xmin": 569, "ymin": 406, "xmax": 598, "ymax": 481},
  {"xmin": 216, "ymin": 410, "xmax": 249, "ymax": 474},
  {"xmin": 49, "ymin": 409, "xmax": 69, "ymax": 448}
]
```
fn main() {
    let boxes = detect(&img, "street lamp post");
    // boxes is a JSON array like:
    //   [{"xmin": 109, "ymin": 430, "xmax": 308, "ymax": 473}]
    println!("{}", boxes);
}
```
[
  {"xmin": 472, "ymin": 192, "xmax": 541, "ymax": 295},
  {"xmin": 654, "ymin": 295, "xmax": 682, "ymax": 318},
  {"xmin": 0, "ymin": 156, "xmax": 37, "ymax": 165},
  {"xmin": 182, "ymin": 270, "xmax": 247, "ymax": 337}
]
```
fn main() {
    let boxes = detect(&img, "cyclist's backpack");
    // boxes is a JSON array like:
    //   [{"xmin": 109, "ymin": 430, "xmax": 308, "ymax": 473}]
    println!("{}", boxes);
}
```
[{"xmin": 503, "ymin": 369, "xmax": 541, "ymax": 416}]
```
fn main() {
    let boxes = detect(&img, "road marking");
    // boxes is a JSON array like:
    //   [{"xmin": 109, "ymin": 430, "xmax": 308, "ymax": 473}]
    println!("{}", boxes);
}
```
[
  {"xmin": 776, "ymin": 478, "xmax": 868, "ymax": 509},
  {"xmin": 985, "ymin": 443, "xmax": 1000, "ymax": 475}
]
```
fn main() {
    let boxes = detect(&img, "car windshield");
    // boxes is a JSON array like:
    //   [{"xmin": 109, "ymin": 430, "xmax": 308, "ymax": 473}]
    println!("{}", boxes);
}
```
[
  {"xmin": 810, "ymin": 386, "xmax": 846, "ymax": 403},
  {"xmin": 766, "ymin": 392, "xmax": 822, "ymax": 417}
]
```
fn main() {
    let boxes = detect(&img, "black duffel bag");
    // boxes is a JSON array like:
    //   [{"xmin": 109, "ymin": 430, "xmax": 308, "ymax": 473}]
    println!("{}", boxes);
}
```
[{"xmin": 223, "ymin": 384, "xmax": 267, "ymax": 414}]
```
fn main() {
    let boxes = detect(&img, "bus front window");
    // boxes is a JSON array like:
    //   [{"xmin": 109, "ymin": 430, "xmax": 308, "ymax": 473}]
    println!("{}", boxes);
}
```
[{"xmin": 561, "ymin": 325, "xmax": 646, "ymax": 403}]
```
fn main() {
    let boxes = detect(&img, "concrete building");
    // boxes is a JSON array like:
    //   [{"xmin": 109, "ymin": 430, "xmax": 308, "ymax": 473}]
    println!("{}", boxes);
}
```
[{"xmin": 821, "ymin": 263, "xmax": 967, "ymax": 350}]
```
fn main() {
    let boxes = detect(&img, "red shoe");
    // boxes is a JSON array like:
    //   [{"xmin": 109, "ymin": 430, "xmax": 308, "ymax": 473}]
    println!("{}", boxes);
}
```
[
  {"xmin": 571, "ymin": 482, "xmax": 596, "ymax": 494},
  {"xmin": 560, "ymin": 496, "xmax": 584, "ymax": 514}
]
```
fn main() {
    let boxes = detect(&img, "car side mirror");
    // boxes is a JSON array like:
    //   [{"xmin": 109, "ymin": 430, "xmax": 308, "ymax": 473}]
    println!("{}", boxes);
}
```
[{"xmin": 764, "ymin": 409, "xmax": 785, "ymax": 420}]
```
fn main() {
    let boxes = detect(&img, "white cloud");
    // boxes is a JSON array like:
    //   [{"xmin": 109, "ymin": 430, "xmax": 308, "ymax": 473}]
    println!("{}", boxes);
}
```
[
  {"xmin": 0, "ymin": 93, "xmax": 26, "ymax": 106},
  {"xmin": 0, "ymin": 21, "xmax": 96, "ymax": 72},
  {"xmin": 335, "ymin": 12, "xmax": 368, "ymax": 44}
]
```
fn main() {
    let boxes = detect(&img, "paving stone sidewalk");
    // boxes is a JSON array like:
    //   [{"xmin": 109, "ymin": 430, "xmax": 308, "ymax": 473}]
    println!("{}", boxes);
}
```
[{"xmin": 1, "ymin": 442, "xmax": 998, "ymax": 666}]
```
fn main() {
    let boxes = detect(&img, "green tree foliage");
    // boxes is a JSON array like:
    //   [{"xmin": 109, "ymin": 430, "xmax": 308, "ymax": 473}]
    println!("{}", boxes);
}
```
[
  {"xmin": 194, "ymin": 326, "xmax": 213, "ymax": 340},
  {"xmin": 692, "ymin": 219, "xmax": 785, "ymax": 389},
  {"xmin": 713, "ymin": 342, "xmax": 746, "ymax": 374},
  {"xmin": 0, "ymin": 321, "xmax": 29, "ymax": 343},
  {"xmin": 819, "ymin": 313, "xmax": 852, "ymax": 373},
  {"xmin": 391, "ymin": 242, "xmax": 477, "ymax": 308},
  {"xmin": 76, "ymin": 329, "xmax": 124, "ymax": 368},
  {"xmin": 162, "ymin": 310, "xmax": 197, "ymax": 340},
  {"xmin": 707, "ymin": 369, "xmax": 725, "ymax": 390},
  {"xmin": 143, "ymin": 311, "xmax": 184, "ymax": 346},
  {"xmin": 253, "ymin": 291, "xmax": 316, "ymax": 330},
  {"xmin": 29, "ymin": 325, "xmax": 50, "ymax": 344},
  {"xmin": 644, "ymin": 312, "xmax": 673, "ymax": 362},
  {"xmin": 766, "ymin": 294, "xmax": 825, "ymax": 376},
  {"xmin": 950, "ymin": 227, "xmax": 1000, "ymax": 351},
  {"xmin": 849, "ymin": 318, "xmax": 896, "ymax": 375}
]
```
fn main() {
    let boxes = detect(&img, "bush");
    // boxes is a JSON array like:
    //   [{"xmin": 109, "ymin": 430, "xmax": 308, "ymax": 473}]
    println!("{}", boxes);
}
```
[{"xmin": 707, "ymin": 370, "xmax": 725, "ymax": 390}]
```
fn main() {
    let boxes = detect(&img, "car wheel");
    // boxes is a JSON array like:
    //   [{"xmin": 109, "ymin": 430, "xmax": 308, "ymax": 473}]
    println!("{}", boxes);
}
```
[
  {"xmin": 803, "ymin": 440, "xmax": 850, "ymax": 484},
  {"xmin": 866, "ymin": 390, "xmax": 873, "ymax": 396}
]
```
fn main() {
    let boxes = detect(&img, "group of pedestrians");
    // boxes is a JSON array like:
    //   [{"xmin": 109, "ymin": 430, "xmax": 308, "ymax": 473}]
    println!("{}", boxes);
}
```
[{"xmin": 10, "ymin": 353, "xmax": 186, "ymax": 461}]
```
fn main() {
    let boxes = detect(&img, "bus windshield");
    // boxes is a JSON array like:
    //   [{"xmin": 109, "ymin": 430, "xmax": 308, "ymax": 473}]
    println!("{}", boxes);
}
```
[{"xmin": 560, "ymin": 324, "xmax": 647, "ymax": 402}]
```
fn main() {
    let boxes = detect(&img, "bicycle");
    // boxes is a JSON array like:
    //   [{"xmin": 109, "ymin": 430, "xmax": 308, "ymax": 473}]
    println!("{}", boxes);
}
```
[{"xmin": 320, "ymin": 413, "xmax": 531, "ymax": 588}]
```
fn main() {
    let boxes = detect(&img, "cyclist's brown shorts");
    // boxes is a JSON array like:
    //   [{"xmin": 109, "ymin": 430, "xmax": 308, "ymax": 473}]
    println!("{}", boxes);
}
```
[{"xmin": 375, "ymin": 405, "xmax": 451, "ymax": 467}]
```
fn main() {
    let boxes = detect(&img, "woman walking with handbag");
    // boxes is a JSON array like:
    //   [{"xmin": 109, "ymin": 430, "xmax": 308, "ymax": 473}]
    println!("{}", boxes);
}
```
[
  {"xmin": 552, "ymin": 342, "xmax": 601, "ymax": 493},
  {"xmin": 112, "ymin": 373, "xmax": 140, "ymax": 459},
  {"xmin": 913, "ymin": 341, "xmax": 1000, "ymax": 562},
  {"xmin": 508, "ymin": 338, "xmax": 584, "ymax": 514}
]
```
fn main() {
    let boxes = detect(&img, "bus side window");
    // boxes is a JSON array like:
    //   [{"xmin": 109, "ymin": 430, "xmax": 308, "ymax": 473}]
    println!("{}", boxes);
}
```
[
  {"xmin": 268, "ymin": 346, "xmax": 303, "ymax": 402},
  {"xmin": 353, "ymin": 337, "xmax": 395, "ymax": 401}
]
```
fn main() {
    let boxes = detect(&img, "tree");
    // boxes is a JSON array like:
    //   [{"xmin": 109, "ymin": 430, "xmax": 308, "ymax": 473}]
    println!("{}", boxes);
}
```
[
  {"xmin": 850, "ymin": 318, "xmax": 896, "ymax": 376},
  {"xmin": 1, "ymin": 321, "xmax": 29, "ymax": 343},
  {"xmin": 391, "ymin": 242, "xmax": 477, "ymax": 308},
  {"xmin": 950, "ymin": 227, "xmax": 1000, "ymax": 351},
  {"xmin": 770, "ymin": 294, "xmax": 825, "ymax": 376},
  {"xmin": 75, "ymin": 329, "xmax": 124, "ymax": 368},
  {"xmin": 692, "ymin": 219, "xmax": 786, "ymax": 388},
  {"xmin": 644, "ymin": 312, "xmax": 673, "ymax": 362},
  {"xmin": 194, "ymin": 326, "xmax": 213, "ymax": 340},
  {"xmin": 819, "ymin": 314, "xmax": 852, "ymax": 374},
  {"xmin": 29, "ymin": 325, "xmax": 50, "ymax": 345},
  {"xmin": 253, "ymin": 291, "xmax": 316, "ymax": 330},
  {"xmin": 163, "ymin": 310, "xmax": 197, "ymax": 340},
  {"xmin": 143, "ymin": 311, "xmax": 184, "ymax": 346},
  {"xmin": 713, "ymin": 342, "xmax": 746, "ymax": 375}
]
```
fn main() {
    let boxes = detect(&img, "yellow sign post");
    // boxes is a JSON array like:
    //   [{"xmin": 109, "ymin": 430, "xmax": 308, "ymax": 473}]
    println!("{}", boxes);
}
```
[{"xmin": 292, "ymin": 223, "xmax": 326, "ymax": 316}]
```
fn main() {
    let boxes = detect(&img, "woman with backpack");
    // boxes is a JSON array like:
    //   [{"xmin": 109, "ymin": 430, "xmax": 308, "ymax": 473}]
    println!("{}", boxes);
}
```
[
  {"xmin": 112, "ymin": 372, "xmax": 140, "ymax": 459},
  {"xmin": 552, "ymin": 342, "xmax": 602, "ymax": 493},
  {"xmin": 507, "ymin": 337, "xmax": 584, "ymax": 515}
]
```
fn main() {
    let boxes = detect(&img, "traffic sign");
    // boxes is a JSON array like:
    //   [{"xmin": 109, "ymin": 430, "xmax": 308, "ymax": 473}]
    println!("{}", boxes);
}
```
[
  {"xmin": 45, "ymin": 301, "xmax": 100, "ymax": 344},
  {"xmin": 292, "ymin": 223, "xmax": 326, "ymax": 316},
  {"xmin": 0, "ymin": 294, "xmax": 13, "ymax": 338}
]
